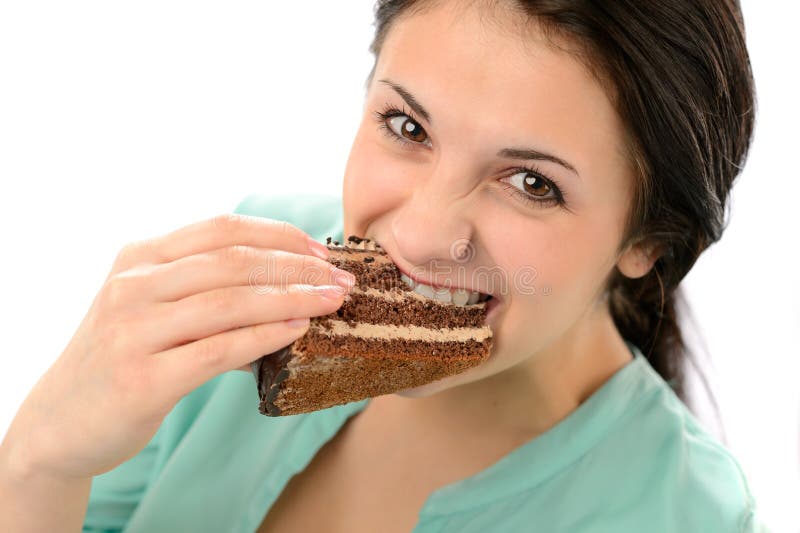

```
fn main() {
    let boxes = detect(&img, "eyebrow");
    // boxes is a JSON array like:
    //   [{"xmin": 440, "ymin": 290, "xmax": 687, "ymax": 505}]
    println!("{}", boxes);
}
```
[
  {"xmin": 378, "ymin": 78, "xmax": 579, "ymax": 177},
  {"xmin": 497, "ymin": 148, "xmax": 579, "ymax": 176},
  {"xmin": 379, "ymin": 78, "xmax": 432, "ymax": 124}
]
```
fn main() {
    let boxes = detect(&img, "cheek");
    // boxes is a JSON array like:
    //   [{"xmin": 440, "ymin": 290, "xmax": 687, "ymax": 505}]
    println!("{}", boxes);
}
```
[{"xmin": 499, "ymin": 216, "xmax": 620, "ymax": 344}]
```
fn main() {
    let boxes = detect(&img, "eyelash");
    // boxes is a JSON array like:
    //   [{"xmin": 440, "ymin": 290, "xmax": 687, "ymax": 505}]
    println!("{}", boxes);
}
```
[
  {"xmin": 372, "ymin": 103, "xmax": 569, "ymax": 209},
  {"xmin": 373, "ymin": 103, "xmax": 427, "ymax": 151}
]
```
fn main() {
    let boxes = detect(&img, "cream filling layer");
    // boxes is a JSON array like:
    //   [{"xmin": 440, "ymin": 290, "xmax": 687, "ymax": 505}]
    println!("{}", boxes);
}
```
[{"xmin": 311, "ymin": 319, "xmax": 491, "ymax": 342}]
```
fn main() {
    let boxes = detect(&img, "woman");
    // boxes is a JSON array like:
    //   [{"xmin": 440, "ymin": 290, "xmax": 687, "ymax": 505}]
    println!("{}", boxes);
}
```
[{"xmin": 1, "ymin": 0, "xmax": 764, "ymax": 531}]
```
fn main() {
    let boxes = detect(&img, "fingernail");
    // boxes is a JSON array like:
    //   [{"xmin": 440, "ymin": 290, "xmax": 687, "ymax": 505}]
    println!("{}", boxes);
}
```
[
  {"xmin": 285, "ymin": 317, "xmax": 310, "ymax": 328},
  {"xmin": 307, "ymin": 238, "xmax": 329, "ymax": 260},
  {"xmin": 311, "ymin": 284, "xmax": 348, "ymax": 299},
  {"xmin": 331, "ymin": 268, "xmax": 356, "ymax": 289}
]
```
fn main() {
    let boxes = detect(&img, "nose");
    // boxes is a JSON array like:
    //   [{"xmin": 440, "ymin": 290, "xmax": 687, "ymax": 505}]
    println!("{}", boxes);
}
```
[{"xmin": 390, "ymin": 171, "xmax": 478, "ymax": 270}]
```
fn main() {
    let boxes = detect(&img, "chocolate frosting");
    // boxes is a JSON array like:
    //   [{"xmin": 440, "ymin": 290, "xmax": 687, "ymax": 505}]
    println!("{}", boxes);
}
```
[{"xmin": 251, "ymin": 346, "xmax": 293, "ymax": 416}]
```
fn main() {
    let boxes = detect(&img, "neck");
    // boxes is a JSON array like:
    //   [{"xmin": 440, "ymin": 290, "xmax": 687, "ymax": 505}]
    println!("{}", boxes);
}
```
[{"xmin": 360, "ymin": 303, "xmax": 634, "ymax": 446}]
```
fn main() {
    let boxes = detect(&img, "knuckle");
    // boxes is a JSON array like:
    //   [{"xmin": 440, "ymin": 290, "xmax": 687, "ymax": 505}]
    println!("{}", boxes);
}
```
[
  {"xmin": 211, "ymin": 214, "xmax": 309, "ymax": 250},
  {"xmin": 113, "ymin": 238, "xmax": 160, "ymax": 272},
  {"xmin": 247, "ymin": 322, "xmax": 275, "ymax": 346},
  {"xmin": 203, "ymin": 287, "xmax": 235, "ymax": 314},
  {"xmin": 264, "ymin": 249, "xmax": 293, "ymax": 284},
  {"xmin": 211, "ymin": 213, "xmax": 246, "ymax": 232},
  {"xmin": 282, "ymin": 220, "xmax": 305, "ymax": 239},
  {"xmin": 216, "ymin": 244, "xmax": 257, "ymax": 268},
  {"xmin": 295, "ymin": 253, "xmax": 328, "ymax": 285},
  {"xmin": 114, "ymin": 243, "xmax": 133, "ymax": 264},
  {"xmin": 101, "ymin": 275, "xmax": 134, "ymax": 311},
  {"xmin": 194, "ymin": 336, "xmax": 227, "ymax": 369},
  {"xmin": 113, "ymin": 241, "xmax": 141, "ymax": 269},
  {"xmin": 203, "ymin": 290, "xmax": 229, "ymax": 313},
  {"xmin": 274, "ymin": 219, "xmax": 306, "ymax": 241},
  {"xmin": 295, "ymin": 254, "xmax": 312, "ymax": 282}
]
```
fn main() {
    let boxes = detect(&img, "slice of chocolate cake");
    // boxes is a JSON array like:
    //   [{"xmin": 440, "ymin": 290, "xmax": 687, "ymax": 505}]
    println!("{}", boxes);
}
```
[{"xmin": 251, "ymin": 235, "xmax": 493, "ymax": 416}]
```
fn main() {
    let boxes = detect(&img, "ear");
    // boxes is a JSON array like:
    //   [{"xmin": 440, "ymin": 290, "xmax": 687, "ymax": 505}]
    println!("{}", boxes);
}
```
[{"xmin": 616, "ymin": 239, "xmax": 663, "ymax": 279}]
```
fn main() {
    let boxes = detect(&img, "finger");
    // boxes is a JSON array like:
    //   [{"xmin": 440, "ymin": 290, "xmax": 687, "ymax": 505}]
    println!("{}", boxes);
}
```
[
  {"xmin": 143, "ymin": 283, "xmax": 350, "ymax": 354},
  {"xmin": 146, "ymin": 246, "xmax": 355, "ymax": 302},
  {"xmin": 111, "ymin": 213, "xmax": 328, "ymax": 274},
  {"xmin": 150, "ymin": 314, "xmax": 315, "ymax": 402}
]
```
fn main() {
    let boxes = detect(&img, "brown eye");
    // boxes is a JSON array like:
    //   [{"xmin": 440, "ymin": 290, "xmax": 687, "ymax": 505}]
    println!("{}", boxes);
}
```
[
  {"xmin": 499, "ymin": 169, "xmax": 564, "ymax": 208},
  {"xmin": 522, "ymin": 174, "xmax": 551, "ymax": 197},
  {"xmin": 387, "ymin": 116, "xmax": 429, "ymax": 144}
]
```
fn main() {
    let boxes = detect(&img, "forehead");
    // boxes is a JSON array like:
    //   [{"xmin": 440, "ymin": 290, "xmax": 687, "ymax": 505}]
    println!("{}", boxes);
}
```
[{"xmin": 372, "ymin": 1, "xmax": 630, "ymax": 177}]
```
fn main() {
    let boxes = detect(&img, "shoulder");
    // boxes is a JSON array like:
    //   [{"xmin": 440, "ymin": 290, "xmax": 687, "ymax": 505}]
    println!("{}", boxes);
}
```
[
  {"xmin": 232, "ymin": 192, "xmax": 343, "ymax": 243},
  {"xmin": 602, "ymin": 368, "xmax": 762, "ymax": 532},
  {"xmin": 669, "ymin": 404, "xmax": 763, "ymax": 532}
]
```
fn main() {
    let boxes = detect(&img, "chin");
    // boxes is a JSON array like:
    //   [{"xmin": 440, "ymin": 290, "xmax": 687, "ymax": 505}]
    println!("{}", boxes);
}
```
[
  {"xmin": 392, "ymin": 377, "xmax": 455, "ymax": 398},
  {"xmin": 392, "ymin": 366, "xmax": 484, "ymax": 398}
]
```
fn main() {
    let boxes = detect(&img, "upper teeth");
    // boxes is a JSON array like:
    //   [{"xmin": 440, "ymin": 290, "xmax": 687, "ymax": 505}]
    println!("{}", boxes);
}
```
[{"xmin": 399, "ymin": 273, "xmax": 488, "ymax": 306}]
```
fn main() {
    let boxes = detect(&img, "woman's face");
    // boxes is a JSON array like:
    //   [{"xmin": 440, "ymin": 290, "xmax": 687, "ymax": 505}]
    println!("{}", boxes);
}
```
[{"xmin": 342, "ymin": 1, "xmax": 644, "ymax": 397}]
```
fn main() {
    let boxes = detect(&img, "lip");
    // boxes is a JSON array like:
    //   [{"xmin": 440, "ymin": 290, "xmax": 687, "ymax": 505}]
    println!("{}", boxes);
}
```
[
  {"xmin": 375, "ymin": 239, "xmax": 498, "ymax": 301},
  {"xmin": 485, "ymin": 294, "xmax": 502, "ymax": 323}
]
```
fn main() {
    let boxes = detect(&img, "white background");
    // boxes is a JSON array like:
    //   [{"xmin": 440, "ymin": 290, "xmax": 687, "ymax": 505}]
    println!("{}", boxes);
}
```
[{"xmin": 0, "ymin": 1, "xmax": 797, "ymax": 530}]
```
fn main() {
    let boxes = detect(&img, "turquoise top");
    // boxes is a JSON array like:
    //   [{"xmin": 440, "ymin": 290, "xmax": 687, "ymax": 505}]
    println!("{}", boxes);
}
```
[{"xmin": 82, "ymin": 193, "xmax": 766, "ymax": 533}]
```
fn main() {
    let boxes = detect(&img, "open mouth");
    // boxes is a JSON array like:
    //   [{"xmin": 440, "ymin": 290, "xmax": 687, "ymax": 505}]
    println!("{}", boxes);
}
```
[
  {"xmin": 398, "ymin": 273, "xmax": 493, "ymax": 307},
  {"xmin": 372, "ymin": 238, "xmax": 495, "ymax": 308}
]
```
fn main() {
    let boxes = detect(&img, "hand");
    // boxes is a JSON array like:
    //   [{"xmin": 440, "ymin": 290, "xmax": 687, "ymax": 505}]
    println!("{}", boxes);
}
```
[{"xmin": 0, "ymin": 214, "xmax": 354, "ymax": 483}]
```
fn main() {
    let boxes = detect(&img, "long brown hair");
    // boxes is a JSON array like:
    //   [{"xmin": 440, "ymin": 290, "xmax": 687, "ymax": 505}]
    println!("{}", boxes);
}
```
[{"xmin": 366, "ymin": 0, "xmax": 756, "ymax": 428}]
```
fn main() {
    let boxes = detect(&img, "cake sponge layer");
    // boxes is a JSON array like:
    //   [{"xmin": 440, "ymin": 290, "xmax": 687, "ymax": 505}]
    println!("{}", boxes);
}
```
[
  {"xmin": 335, "ymin": 290, "xmax": 488, "ymax": 328},
  {"xmin": 258, "ymin": 346, "xmax": 487, "ymax": 416}
]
